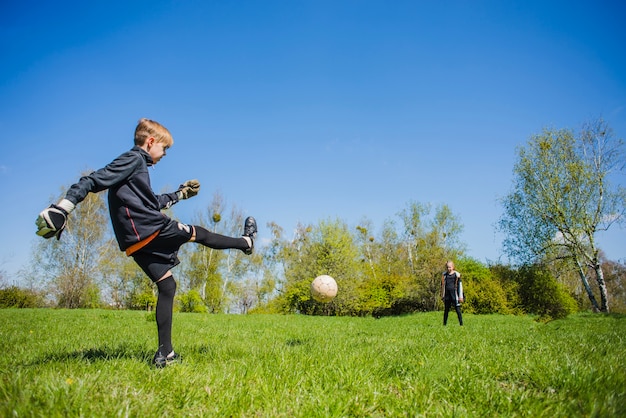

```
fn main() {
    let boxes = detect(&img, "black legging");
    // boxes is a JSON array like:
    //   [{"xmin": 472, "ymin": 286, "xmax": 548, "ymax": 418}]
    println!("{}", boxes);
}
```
[
  {"xmin": 156, "ymin": 276, "xmax": 177, "ymax": 355},
  {"xmin": 443, "ymin": 294, "xmax": 463, "ymax": 326},
  {"xmin": 193, "ymin": 226, "xmax": 248, "ymax": 250}
]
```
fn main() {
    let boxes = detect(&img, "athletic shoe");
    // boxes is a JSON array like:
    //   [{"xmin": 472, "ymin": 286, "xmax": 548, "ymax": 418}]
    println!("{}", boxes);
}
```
[
  {"xmin": 153, "ymin": 350, "xmax": 181, "ymax": 368},
  {"xmin": 243, "ymin": 216, "xmax": 257, "ymax": 255}
]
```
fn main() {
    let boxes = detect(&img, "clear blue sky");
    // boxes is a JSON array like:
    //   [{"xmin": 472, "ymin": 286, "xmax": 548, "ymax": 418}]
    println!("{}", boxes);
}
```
[{"xmin": 1, "ymin": 1, "xmax": 625, "ymax": 281}]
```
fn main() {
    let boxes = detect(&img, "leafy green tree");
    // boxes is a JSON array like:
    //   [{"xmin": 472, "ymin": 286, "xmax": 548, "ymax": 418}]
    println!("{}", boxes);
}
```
[
  {"xmin": 182, "ymin": 192, "xmax": 227, "ymax": 312},
  {"xmin": 399, "ymin": 201, "xmax": 464, "ymax": 310},
  {"xmin": 218, "ymin": 205, "xmax": 261, "ymax": 313},
  {"xmin": 376, "ymin": 220, "xmax": 408, "ymax": 281},
  {"xmin": 500, "ymin": 120, "xmax": 625, "ymax": 312},
  {"xmin": 99, "ymin": 239, "xmax": 149, "ymax": 309},
  {"xmin": 355, "ymin": 220, "xmax": 416, "ymax": 316},
  {"xmin": 355, "ymin": 219, "xmax": 378, "ymax": 280},
  {"xmin": 96, "ymin": 239, "xmax": 155, "ymax": 310},
  {"xmin": 253, "ymin": 270, "xmax": 277, "ymax": 310},
  {"xmin": 181, "ymin": 191, "xmax": 260, "ymax": 313},
  {"xmin": 264, "ymin": 223, "xmax": 311, "ymax": 314},
  {"xmin": 355, "ymin": 221, "xmax": 389, "ymax": 315},
  {"xmin": 277, "ymin": 219, "xmax": 361, "ymax": 315},
  {"xmin": 230, "ymin": 277, "xmax": 269, "ymax": 314},
  {"xmin": 248, "ymin": 221, "xmax": 284, "ymax": 314}
]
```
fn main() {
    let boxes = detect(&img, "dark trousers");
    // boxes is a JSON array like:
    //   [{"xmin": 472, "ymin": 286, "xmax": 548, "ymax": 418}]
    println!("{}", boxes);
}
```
[{"xmin": 443, "ymin": 296, "xmax": 463, "ymax": 325}]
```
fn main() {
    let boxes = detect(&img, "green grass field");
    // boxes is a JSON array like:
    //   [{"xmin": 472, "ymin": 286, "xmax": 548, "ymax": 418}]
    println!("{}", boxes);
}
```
[{"xmin": 1, "ymin": 309, "xmax": 624, "ymax": 417}]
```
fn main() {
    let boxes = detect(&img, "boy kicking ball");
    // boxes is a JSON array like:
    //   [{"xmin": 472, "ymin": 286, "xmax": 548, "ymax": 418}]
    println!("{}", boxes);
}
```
[{"xmin": 36, "ymin": 118, "xmax": 257, "ymax": 368}]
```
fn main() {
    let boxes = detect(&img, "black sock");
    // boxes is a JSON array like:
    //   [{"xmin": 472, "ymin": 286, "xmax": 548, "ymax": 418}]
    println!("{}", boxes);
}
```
[
  {"xmin": 194, "ymin": 226, "xmax": 248, "ymax": 250},
  {"xmin": 156, "ymin": 276, "xmax": 177, "ymax": 355}
]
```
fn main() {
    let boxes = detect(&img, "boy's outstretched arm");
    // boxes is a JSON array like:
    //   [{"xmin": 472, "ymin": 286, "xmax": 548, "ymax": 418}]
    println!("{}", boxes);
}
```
[
  {"xmin": 159, "ymin": 179, "xmax": 201, "ymax": 209},
  {"xmin": 35, "ymin": 149, "xmax": 141, "ymax": 240}
]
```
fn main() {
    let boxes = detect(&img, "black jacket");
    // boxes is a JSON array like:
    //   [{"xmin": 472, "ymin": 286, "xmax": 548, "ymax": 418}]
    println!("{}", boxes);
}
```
[
  {"xmin": 64, "ymin": 146, "xmax": 179, "ymax": 251},
  {"xmin": 441, "ymin": 270, "xmax": 463, "ymax": 302}
]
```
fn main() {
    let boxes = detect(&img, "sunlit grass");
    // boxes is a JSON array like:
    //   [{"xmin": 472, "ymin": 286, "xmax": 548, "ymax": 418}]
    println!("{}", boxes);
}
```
[{"xmin": 1, "ymin": 309, "xmax": 624, "ymax": 417}]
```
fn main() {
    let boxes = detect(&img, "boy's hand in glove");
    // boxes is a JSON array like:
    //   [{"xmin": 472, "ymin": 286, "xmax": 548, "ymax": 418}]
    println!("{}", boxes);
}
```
[
  {"xmin": 177, "ymin": 179, "xmax": 200, "ymax": 200},
  {"xmin": 36, "ymin": 199, "xmax": 75, "ymax": 240}
]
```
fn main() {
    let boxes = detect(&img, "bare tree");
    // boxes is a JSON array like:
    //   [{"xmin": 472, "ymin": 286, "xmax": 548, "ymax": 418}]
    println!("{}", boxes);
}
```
[{"xmin": 32, "ymin": 182, "xmax": 109, "ymax": 308}]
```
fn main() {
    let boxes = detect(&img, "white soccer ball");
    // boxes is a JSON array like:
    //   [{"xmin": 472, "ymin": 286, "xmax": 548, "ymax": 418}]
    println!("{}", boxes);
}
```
[{"xmin": 310, "ymin": 275, "xmax": 338, "ymax": 303}]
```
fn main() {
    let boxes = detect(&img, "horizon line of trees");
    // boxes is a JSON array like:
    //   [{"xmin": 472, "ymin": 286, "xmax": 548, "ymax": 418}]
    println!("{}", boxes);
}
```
[
  {"xmin": 2, "ymin": 208, "xmax": 625, "ymax": 319},
  {"xmin": 2, "ymin": 118, "xmax": 625, "ymax": 320}
]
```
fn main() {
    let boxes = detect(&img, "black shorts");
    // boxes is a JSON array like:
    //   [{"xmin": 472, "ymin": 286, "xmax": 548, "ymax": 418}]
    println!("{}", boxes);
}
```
[{"xmin": 131, "ymin": 220, "xmax": 193, "ymax": 282}]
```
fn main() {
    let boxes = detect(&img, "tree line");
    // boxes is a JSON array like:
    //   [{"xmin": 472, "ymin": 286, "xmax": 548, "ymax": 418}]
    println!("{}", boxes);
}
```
[{"xmin": 2, "ymin": 119, "xmax": 625, "ymax": 319}]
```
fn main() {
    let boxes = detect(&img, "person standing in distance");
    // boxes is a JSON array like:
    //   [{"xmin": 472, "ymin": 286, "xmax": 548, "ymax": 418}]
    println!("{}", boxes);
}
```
[
  {"xmin": 441, "ymin": 261, "xmax": 463, "ymax": 326},
  {"xmin": 36, "ymin": 118, "xmax": 257, "ymax": 367}
]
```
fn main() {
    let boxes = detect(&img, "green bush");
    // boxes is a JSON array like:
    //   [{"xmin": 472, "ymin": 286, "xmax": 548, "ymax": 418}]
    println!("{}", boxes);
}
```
[
  {"xmin": 457, "ymin": 258, "xmax": 511, "ymax": 314},
  {"xmin": 177, "ymin": 289, "xmax": 208, "ymax": 313},
  {"xmin": 489, "ymin": 264, "xmax": 524, "ymax": 315},
  {"xmin": 463, "ymin": 276, "xmax": 511, "ymax": 314},
  {"xmin": 517, "ymin": 265, "xmax": 578, "ymax": 320},
  {"xmin": 0, "ymin": 286, "xmax": 45, "ymax": 308},
  {"xmin": 372, "ymin": 296, "xmax": 428, "ymax": 318},
  {"xmin": 128, "ymin": 290, "xmax": 156, "ymax": 311}
]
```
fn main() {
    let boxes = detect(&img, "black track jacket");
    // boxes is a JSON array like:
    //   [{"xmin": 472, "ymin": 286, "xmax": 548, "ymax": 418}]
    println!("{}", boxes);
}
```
[{"xmin": 64, "ymin": 146, "xmax": 179, "ymax": 251}]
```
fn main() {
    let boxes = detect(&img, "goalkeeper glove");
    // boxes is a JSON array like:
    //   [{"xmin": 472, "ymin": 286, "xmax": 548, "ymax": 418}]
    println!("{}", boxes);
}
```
[
  {"xmin": 36, "ymin": 199, "xmax": 75, "ymax": 240},
  {"xmin": 177, "ymin": 179, "xmax": 200, "ymax": 200}
]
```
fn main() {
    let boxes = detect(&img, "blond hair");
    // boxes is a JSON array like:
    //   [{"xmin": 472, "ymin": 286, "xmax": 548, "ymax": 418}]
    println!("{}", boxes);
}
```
[{"xmin": 134, "ymin": 118, "xmax": 173, "ymax": 147}]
